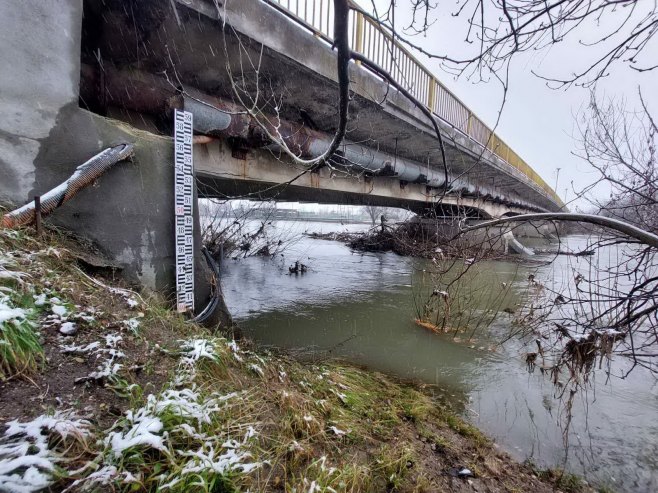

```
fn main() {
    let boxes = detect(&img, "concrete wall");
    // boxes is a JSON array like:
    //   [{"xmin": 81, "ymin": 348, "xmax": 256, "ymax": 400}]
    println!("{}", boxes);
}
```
[
  {"xmin": 0, "ymin": 0, "xmax": 82, "ymax": 205},
  {"xmin": 0, "ymin": 0, "xmax": 203, "ymax": 305}
]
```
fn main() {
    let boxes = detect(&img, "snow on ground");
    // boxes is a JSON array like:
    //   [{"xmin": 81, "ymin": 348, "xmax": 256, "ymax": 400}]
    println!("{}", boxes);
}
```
[
  {"xmin": 0, "ymin": 253, "xmax": 29, "ymax": 286},
  {"xmin": 62, "ymin": 465, "xmax": 138, "ymax": 493},
  {"xmin": 69, "ymin": 337, "xmax": 264, "ymax": 490},
  {"xmin": 61, "ymin": 341, "xmax": 101, "ymax": 354},
  {"xmin": 0, "ymin": 295, "xmax": 28, "ymax": 325},
  {"xmin": 123, "ymin": 317, "xmax": 140, "ymax": 333},
  {"xmin": 328, "ymin": 426, "xmax": 348, "ymax": 437},
  {"xmin": 0, "ymin": 412, "xmax": 90, "ymax": 493},
  {"xmin": 60, "ymin": 332, "xmax": 125, "ymax": 383},
  {"xmin": 180, "ymin": 338, "xmax": 218, "ymax": 365},
  {"xmin": 249, "ymin": 363, "xmax": 265, "ymax": 377},
  {"xmin": 0, "ymin": 254, "xmax": 32, "ymax": 325},
  {"xmin": 226, "ymin": 339, "xmax": 244, "ymax": 362}
]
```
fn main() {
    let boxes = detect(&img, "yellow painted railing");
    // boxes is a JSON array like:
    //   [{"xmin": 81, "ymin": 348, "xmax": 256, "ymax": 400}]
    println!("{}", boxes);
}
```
[{"xmin": 266, "ymin": 0, "xmax": 563, "ymax": 207}]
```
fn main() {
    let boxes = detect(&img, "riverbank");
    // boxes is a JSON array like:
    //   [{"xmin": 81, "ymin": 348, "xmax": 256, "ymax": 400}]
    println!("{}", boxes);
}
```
[{"xmin": 0, "ymin": 228, "xmax": 598, "ymax": 492}]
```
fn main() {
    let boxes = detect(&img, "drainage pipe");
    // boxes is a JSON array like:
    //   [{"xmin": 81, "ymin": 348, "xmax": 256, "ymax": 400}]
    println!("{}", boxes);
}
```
[
  {"xmin": 192, "ymin": 103, "xmax": 532, "ymax": 208},
  {"xmin": 2, "ymin": 144, "xmax": 134, "ymax": 228},
  {"xmin": 175, "ymin": 91, "xmax": 498, "ymax": 201}
]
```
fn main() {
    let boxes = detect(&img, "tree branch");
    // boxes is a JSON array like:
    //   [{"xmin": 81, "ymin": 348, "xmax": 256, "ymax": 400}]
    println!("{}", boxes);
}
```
[{"xmin": 457, "ymin": 213, "xmax": 658, "ymax": 248}]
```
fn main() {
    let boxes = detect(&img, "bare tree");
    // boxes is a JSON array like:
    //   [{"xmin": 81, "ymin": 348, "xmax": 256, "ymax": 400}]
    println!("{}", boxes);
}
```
[
  {"xmin": 577, "ymin": 90, "xmax": 658, "ymax": 230},
  {"xmin": 363, "ymin": 0, "xmax": 657, "ymax": 87},
  {"xmin": 460, "ymin": 93, "xmax": 658, "ymax": 385},
  {"xmin": 362, "ymin": 205, "xmax": 387, "ymax": 226},
  {"xmin": 200, "ymin": 199, "xmax": 302, "ymax": 259}
]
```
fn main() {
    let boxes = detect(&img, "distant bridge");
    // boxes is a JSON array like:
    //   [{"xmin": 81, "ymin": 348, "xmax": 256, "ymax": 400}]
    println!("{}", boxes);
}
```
[{"xmin": 0, "ymin": 0, "xmax": 563, "ymax": 302}]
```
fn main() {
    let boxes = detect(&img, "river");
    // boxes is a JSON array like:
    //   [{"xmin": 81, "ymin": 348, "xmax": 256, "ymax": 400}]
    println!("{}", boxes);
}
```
[{"xmin": 218, "ymin": 219, "xmax": 657, "ymax": 492}]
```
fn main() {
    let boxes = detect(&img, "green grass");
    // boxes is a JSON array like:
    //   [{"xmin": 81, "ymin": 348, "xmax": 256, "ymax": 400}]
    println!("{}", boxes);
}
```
[
  {"xmin": 374, "ymin": 444, "xmax": 416, "ymax": 490},
  {"xmin": 0, "ymin": 289, "xmax": 45, "ymax": 380},
  {"xmin": 536, "ymin": 468, "xmax": 588, "ymax": 493}
]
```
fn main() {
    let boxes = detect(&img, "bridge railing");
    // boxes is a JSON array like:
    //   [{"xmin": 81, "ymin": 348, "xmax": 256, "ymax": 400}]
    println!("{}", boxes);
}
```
[{"xmin": 265, "ymin": 0, "xmax": 564, "ymax": 208}]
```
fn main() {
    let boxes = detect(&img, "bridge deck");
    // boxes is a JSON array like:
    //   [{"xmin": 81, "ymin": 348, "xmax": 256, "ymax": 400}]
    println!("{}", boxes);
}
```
[
  {"xmin": 266, "ymin": 0, "xmax": 563, "ymax": 208},
  {"xmin": 82, "ymin": 0, "xmax": 562, "ymax": 212}
]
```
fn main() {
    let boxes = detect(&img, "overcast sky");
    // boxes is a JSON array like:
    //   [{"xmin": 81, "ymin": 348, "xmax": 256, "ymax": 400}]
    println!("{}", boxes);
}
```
[{"xmin": 359, "ymin": 0, "xmax": 658, "ymax": 209}]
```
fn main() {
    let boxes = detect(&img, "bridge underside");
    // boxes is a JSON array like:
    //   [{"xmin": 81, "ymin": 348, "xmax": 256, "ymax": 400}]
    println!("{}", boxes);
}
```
[
  {"xmin": 76, "ymin": 0, "xmax": 560, "ymax": 214},
  {"xmin": 194, "ymin": 139, "xmax": 530, "ymax": 220}
]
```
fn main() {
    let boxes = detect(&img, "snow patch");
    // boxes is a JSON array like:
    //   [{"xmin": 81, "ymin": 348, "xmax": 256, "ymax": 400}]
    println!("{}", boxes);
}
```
[
  {"xmin": 226, "ymin": 340, "xmax": 243, "ymax": 362},
  {"xmin": 328, "ymin": 426, "xmax": 347, "ymax": 437},
  {"xmin": 249, "ymin": 363, "xmax": 264, "ymax": 377},
  {"xmin": 33, "ymin": 294, "xmax": 47, "ymax": 307},
  {"xmin": 0, "ymin": 412, "xmax": 90, "ymax": 493},
  {"xmin": 105, "ymin": 413, "xmax": 165, "ymax": 456},
  {"xmin": 61, "ymin": 341, "xmax": 101, "ymax": 354},
  {"xmin": 72, "ymin": 336, "xmax": 262, "ymax": 490},
  {"xmin": 123, "ymin": 318, "xmax": 140, "ymax": 333},
  {"xmin": 59, "ymin": 322, "xmax": 77, "ymax": 336},
  {"xmin": 66, "ymin": 333, "xmax": 124, "ymax": 383},
  {"xmin": 51, "ymin": 304, "xmax": 68, "ymax": 317},
  {"xmin": 180, "ymin": 339, "xmax": 218, "ymax": 365},
  {"xmin": 159, "ymin": 426, "xmax": 263, "ymax": 490},
  {"xmin": 0, "ymin": 296, "xmax": 28, "ymax": 325},
  {"xmin": 0, "ymin": 257, "xmax": 29, "ymax": 284}
]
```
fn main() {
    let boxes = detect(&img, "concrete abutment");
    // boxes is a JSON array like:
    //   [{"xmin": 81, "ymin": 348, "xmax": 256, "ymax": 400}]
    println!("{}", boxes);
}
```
[{"xmin": 0, "ymin": 0, "xmax": 229, "ymax": 325}]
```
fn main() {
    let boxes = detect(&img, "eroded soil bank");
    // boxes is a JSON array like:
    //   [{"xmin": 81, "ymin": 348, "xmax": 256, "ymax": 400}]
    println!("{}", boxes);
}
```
[{"xmin": 0, "ymin": 227, "xmax": 597, "ymax": 492}]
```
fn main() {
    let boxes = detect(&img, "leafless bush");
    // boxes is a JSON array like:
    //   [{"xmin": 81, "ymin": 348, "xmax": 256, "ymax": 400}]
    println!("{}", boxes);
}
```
[{"xmin": 200, "ymin": 199, "xmax": 303, "ymax": 259}]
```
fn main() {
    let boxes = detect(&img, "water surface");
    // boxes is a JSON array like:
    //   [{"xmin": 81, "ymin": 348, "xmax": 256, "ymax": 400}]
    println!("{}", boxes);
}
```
[{"xmin": 220, "ymin": 220, "xmax": 657, "ymax": 492}]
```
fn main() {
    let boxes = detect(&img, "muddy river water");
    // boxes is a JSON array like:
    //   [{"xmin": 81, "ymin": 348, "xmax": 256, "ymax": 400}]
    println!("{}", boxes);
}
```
[{"xmin": 219, "ymin": 220, "xmax": 657, "ymax": 492}]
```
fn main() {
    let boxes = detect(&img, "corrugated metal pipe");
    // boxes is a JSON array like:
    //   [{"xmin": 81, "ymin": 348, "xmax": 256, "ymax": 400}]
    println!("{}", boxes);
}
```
[{"xmin": 2, "ymin": 144, "xmax": 134, "ymax": 228}]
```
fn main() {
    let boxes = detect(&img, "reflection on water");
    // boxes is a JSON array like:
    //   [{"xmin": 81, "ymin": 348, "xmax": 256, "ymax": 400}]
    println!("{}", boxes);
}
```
[{"xmin": 221, "ymin": 221, "xmax": 658, "ymax": 492}]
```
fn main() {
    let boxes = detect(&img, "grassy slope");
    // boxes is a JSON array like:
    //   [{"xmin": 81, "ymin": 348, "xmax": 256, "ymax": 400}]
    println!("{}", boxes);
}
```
[{"xmin": 0, "ymin": 227, "xmax": 596, "ymax": 492}]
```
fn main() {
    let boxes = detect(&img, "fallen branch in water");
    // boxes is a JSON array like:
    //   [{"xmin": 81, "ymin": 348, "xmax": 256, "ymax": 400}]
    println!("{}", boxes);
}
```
[{"xmin": 308, "ymin": 225, "xmax": 514, "ymax": 261}]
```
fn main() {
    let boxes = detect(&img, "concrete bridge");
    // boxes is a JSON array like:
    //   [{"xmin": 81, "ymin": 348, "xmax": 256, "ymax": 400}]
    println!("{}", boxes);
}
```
[{"xmin": 0, "ymin": 0, "xmax": 562, "ymax": 307}]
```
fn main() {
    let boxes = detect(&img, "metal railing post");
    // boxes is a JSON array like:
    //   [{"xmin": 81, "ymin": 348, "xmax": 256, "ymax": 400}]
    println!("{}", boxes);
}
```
[
  {"xmin": 355, "ymin": 11, "xmax": 364, "ymax": 64},
  {"xmin": 427, "ymin": 76, "xmax": 436, "ymax": 112},
  {"xmin": 34, "ymin": 196, "xmax": 42, "ymax": 236}
]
